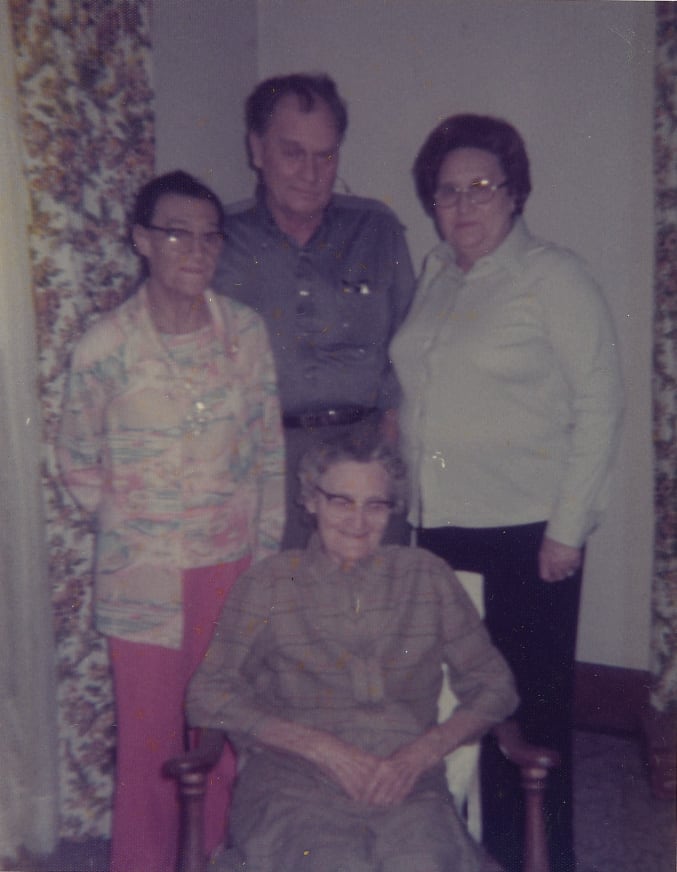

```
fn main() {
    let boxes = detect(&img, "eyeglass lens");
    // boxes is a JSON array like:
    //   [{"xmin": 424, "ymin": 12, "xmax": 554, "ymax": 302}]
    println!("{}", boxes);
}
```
[
  {"xmin": 150, "ymin": 226, "xmax": 224, "ymax": 252},
  {"xmin": 316, "ymin": 486, "xmax": 392, "ymax": 517},
  {"xmin": 434, "ymin": 180, "xmax": 504, "ymax": 208}
]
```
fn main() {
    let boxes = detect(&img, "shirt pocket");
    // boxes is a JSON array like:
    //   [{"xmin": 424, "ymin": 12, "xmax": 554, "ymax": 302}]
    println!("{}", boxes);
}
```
[{"xmin": 334, "ymin": 277, "xmax": 390, "ymax": 349}]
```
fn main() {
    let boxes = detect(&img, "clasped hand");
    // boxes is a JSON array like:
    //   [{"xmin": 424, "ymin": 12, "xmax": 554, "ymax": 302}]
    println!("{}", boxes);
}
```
[{"xmin": 315, "ymin": 730, "xmax": 442, "ymax": 807}]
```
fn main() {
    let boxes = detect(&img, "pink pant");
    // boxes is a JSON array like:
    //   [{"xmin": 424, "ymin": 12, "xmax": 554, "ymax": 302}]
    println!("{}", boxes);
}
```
[{"xmin": 109, "ymin": 558, "xmax": 250, "ymax": 872}]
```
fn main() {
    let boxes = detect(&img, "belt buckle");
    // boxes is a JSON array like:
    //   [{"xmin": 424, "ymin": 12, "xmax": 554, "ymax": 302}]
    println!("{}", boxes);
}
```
[
  {"xmin": 291, "ymin": 406, "xmax": 369, "ymax": 429},
  {"xmin": 299, "ymin": 410, "xmax": 320, "ymax": 429}
]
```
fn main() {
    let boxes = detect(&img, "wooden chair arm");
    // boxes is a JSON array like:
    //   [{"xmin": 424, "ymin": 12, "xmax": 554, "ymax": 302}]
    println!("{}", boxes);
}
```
[
  {"xmin": 163, "ymin": 728, "xmax": 225, "ymax": 872},
  {"xmin": 493, "ymin": 719, "xmax": 561, "ymax": 770},
  {"xmin": 493, "ymin": 719, "xmax": 560, "ymax": 872},
  {"xmin": 163, "ymin": 728, "xmax": 226, "ymax": 780},
  {"xmin": 165, "ymin": 721, "xmax": 560, "ymax": 872}
]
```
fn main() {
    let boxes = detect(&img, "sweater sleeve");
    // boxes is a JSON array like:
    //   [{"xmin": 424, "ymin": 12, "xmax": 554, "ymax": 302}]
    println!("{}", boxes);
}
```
[
  {"xmin": 534, "ymin": 250, "xmax": 624, "ymax": 546},
  {"xmin": 245, "ymin": 311, "xmax": 286, "ymax": 561},
  {"xmin": 186, "ymin": 560, "xmax": 279, "ymax": 750},
  {"xmin": 436, "ymin": 558, "xmax": 519, "ymax": 724},
  {"xmin": 57, "ymin": 323, "xmax": 120, "ymax": 514}
]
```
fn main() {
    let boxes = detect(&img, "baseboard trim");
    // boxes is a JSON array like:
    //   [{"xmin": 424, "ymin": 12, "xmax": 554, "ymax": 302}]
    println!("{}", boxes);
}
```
[
  {"xmin": 640, "ymin": 706, "xmax": 677, "ymax": 800},
  {"xmin": 574, "ymin": 661, "xmax": 651, "ymax": 734},
  {"xmin": 574, "ymin": 661, "xmax": 676, "ymax": 801}
]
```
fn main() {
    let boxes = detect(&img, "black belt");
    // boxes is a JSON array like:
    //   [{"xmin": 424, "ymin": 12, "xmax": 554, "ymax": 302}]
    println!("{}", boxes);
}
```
[{"xmin": 283, "ymin": 406, "xmax": 377, "ymax": 430}]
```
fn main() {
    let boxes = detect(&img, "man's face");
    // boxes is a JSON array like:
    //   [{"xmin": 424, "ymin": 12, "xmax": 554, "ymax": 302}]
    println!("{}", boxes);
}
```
[{"xmin": 249, "ymin": 93, "xmax": 340, "ymax": 233}]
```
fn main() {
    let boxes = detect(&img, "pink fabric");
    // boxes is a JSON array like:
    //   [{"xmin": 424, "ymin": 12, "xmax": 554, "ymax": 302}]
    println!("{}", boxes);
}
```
[{"xmin": 109, "ymin": 558, "xmax": 249, "ymax": 872}]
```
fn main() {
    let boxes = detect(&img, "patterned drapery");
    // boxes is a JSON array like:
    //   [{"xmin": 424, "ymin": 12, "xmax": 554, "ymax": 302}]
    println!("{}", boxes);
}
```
[
  {"xmin": 651, "ymin": 4, "xmax": 677, "ymax": 713},
  {"xmin": 9, "ymin": 0, "xmax": 154, "ymax": 837}
]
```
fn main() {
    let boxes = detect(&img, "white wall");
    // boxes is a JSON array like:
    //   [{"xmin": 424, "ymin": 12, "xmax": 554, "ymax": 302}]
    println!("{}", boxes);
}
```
[
  {"xmin": 152, "ymin": 0, "xmax": 258, "ymax": 203},
  {"xmin": 152, "ymin": 0, "xmax": 656, "ymax": 671}
]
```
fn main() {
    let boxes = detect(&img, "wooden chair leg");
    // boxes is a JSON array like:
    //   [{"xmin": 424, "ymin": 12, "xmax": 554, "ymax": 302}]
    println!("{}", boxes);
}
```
[
  {"xmin": 493, "ymin": 719, "xmax": 560, "ymax": 872},
  {"xmin": 173, "ymin": 769, "xmax": 208, "ymax": 872},
  {"xmin": 521, "ymin": 764, "xmax": 551, "ymax": 872},
  {"xmin": 163, "ymin": 729, "xmax": 225, "ymax": 872}
]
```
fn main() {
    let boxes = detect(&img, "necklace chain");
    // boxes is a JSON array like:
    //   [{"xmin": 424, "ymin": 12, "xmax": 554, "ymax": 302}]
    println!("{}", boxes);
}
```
[{"xmin": 160, "ymin": 325, "xmax": 218, "ymax": 436}]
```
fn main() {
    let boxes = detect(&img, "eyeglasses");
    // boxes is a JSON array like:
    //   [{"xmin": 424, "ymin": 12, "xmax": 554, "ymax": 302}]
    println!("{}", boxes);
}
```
[
  {"xmin": 433, "ymin": 179, "xmax": 508, "ymax": 209},
  {"xmin": 147, "ymin": 225, "xmax": 225, "ymax": 254},
  {"xmin": 315, "ymin": 485, "xmax": 393, "ymax": 520}
]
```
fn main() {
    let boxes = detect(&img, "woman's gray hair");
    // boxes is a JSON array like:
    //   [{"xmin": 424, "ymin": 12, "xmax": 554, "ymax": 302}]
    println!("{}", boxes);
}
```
[{"xmin": 298, "ymin": 424, "xmax": 409, "ymax": 514}]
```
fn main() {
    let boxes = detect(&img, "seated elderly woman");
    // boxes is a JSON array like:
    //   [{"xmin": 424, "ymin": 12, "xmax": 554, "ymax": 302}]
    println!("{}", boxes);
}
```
[{"xmin": 186, "ymin": 428, "xmax": 518, "ymax": 872}]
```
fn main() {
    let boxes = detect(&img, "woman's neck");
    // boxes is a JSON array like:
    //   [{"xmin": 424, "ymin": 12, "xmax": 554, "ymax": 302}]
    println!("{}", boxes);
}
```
[{"xmin": 146, "ymin": 286, "xmax": 211, "ymax": 335}]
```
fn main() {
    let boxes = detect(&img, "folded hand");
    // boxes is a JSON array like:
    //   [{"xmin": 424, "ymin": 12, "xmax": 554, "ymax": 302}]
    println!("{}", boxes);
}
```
[
  {"xmin": 315, "ymin": 732, "xmax": 442, "ymax": 806},
  {"xmin": 360, "ymin": 730, "xmax": 442, "ymax": 806}
]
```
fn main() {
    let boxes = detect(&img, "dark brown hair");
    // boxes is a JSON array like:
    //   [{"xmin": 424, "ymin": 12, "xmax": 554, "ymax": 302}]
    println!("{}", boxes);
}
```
[
  {"xmin": 132, "ymin": 170, "xmax": 225, "ymax": 232},
  {"xmin": 413, "ymin": 114, "xmax": 531, "ymax": 217}
]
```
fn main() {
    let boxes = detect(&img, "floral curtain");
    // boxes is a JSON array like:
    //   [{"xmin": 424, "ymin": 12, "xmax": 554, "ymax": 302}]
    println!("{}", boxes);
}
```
[
  {"xmin": 651, "ymin": 3, "xmax": 677, "ymax": 713},
  {"xmin": 8, "ymin": 0, "xmax": 154, "ymax": 838}
]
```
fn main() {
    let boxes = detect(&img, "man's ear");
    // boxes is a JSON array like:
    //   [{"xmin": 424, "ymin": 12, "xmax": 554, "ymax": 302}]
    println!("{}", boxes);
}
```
[
  {"xmin": 248, "ymin": 132, "xmax": 264, "ymax": 171},
  {"xmin": 132, "ymin": 224, "xmax": 151, "ymax": 258},
  {"xmin": 303, "ymin": 492, "xmax": 318, "ymax": 518}
]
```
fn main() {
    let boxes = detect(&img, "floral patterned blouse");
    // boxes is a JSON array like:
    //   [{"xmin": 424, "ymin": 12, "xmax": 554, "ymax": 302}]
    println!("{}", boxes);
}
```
[{"xmin": 58, "ymin": 286, "xmax": 285, "ymax": 648}]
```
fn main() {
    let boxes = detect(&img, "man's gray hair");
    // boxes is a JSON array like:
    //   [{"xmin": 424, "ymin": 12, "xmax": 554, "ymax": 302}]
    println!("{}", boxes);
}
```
[{"xmin": 245, "ymin": 73, "xmax": 348, "ymax": 140}]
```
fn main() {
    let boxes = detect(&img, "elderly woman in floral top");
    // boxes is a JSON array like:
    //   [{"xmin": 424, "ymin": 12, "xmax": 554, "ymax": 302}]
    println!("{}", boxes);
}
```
[{"xmin": 58, "ymin": 171, "xmax": 285, "ymax": 872}]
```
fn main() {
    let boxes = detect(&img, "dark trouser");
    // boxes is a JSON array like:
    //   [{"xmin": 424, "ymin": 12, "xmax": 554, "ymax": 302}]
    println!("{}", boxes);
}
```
[
  {"xmin": 281, "ymin": 418, "xmax": 410, "ymax": 550},
  {"xmin": 418, "ymin": 523, "xmax": 581, "ymax": 872}
]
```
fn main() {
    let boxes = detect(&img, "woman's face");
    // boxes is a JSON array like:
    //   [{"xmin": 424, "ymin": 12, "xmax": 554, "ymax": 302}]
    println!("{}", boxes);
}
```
[
  {"xmin": 133, "ymin": 193, "xmax": 223, "ymax": 305},
  {"xmin": 434, "ymin": 147, "xmax": 515, "ymax": 271},
  {"xmin": 304, "ymin": 460, "xmax": 392, "ymax": 569}
]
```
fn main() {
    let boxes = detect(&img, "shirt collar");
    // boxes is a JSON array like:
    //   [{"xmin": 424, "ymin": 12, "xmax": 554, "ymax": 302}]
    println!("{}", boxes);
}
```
[
  {"xmin": 427, "ymin": 216, "xmax": 532, "ymax": 279},
  {"xmin": 305, "ymin": 531, "xmax": 384, "ymax": 582},
  {"xmin": 136, "ymin": 283, "xmax": 237, "ymax": 358},
  {"xmin": 254, "ymin": 185, "xmax": 335, "ymax": 249},
  {"xmin": 475, "ymin": 216, "xmax": 531, "ymax": 277}
]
